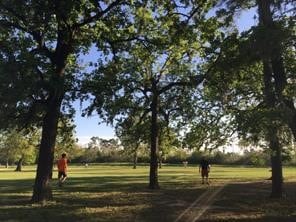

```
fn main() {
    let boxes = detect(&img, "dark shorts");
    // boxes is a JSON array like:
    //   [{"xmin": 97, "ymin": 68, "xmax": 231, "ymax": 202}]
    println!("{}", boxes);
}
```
[
  {"xmin": 58, "ymin": 171, "xmax": 67, "ymax": 178},
  {"xmin": 201, "ymin": 169, "xmax": 209, "ymax": 177}
]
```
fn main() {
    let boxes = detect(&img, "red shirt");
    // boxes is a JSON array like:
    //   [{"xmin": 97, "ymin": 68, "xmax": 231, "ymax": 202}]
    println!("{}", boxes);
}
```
[{"xmin": 57, "ymin": 158, "xmax": 67, "ymax": 172}]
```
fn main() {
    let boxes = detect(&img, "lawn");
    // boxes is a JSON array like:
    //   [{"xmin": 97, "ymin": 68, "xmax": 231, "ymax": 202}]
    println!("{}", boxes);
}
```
[{"xmin": 0, "ymin": 164, "xmax": 295, "ymax": 222}]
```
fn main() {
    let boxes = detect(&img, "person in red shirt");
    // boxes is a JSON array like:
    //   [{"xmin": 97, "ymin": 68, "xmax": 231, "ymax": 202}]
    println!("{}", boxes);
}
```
[{"xmin": 57, "ymin": 153, "xmax": 68, "ymax": 187}]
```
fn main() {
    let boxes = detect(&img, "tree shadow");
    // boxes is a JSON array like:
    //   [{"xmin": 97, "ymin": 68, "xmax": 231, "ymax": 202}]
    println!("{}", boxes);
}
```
[
  {"xmin": 0, "ymin": 175, "xmax": 207, "ymax": 221},
  {"xmin": 1, "ymin": 176, "xmax": 296, "ymax": 221},
  {"xmin": 200, "ymin": 181, "xmax": 296, "ymax": 221}
]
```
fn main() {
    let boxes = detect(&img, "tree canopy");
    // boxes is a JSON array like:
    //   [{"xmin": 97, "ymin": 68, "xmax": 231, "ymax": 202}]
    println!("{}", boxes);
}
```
[{"xmin": 0, "ymin": 0, "xmax": 294, "ymax": 201}]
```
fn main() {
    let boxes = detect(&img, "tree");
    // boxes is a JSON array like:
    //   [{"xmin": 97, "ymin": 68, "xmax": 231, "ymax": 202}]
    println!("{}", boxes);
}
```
[
  {"xmin": 158, "ymin": 126, "xmax": 181, "ymax": 168},
  {"xmin": 0, "ymin": 0, "xmax": 137, "ymax": 202},
  {"xmin": 182, "ymin": 98, "xmax": 235, "ymax": 152},
  {"xmin": 116, "ymin": 116, "xmax": 150, "ymax": 169},
  {"xmin": 54, "ymin": 118, "xmax": 80, "ymax": 167},
  {"xmin": 0, "ymin": 129, "xmax": 38, "ymax": 169},
  {"xmin": 213, "ymin": 0, "xmax": 295, "ymax": 198},
  {"xmin": 256, "ymin": 0, "xmax": 291, "ymax": 198},
  {"xmin": 84, "ymin": 1, "xmax": 223, "ymax": 188}
]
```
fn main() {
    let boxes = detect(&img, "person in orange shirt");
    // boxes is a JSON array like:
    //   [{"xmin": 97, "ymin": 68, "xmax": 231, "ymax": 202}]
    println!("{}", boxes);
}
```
[{"xmin": 57, "ymin": 153, "xmax": 68, "ymax": 187}]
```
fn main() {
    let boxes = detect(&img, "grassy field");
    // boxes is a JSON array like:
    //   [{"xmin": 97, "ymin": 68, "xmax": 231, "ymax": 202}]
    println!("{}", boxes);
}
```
[{"xmin": 0, "ymin": 164, "xmax": 296, "ymax": 222}]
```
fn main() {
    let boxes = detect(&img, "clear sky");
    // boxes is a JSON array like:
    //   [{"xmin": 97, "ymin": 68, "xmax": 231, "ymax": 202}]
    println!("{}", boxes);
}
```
[
  {"xmin": 74, "ymin": 101, "xmax": 115, "ymax": 145},
  {"xmin": 74, "ymin": 46, "xmax": 115, "ymax": 145},
  {"xmin": 74, "ymin": 7, "xmax": 257, "ymax": 146}
]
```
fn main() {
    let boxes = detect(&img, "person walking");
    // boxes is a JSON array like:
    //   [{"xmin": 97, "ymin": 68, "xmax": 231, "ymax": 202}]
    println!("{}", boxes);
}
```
[
  {"xmin": 199, "ymin": 157, "xmax": 210, "ymax": 184},
  {"xmin": 57, "ymin": 153, "xmax": 68, "ymax": 187}
]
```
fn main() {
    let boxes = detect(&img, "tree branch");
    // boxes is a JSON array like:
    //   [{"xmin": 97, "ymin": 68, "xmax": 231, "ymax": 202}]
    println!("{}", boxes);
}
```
[
  {"xmin": 0, "ymin": 19, "xmax": 54, "ymax": 62},
  {"xmin": 30, "ymin": 46, "xmax": 55, "ymax": 63},
  {"xmin": 74, "ymin": 0, "xmax": 125, "ymax": 28},
  {"xmin": 136, "ymin": 108, "xmax": 151, "ymax": 126},
  {"xmin": 159, "ymin": 75, "xmax": 204, "ymax": 95}
]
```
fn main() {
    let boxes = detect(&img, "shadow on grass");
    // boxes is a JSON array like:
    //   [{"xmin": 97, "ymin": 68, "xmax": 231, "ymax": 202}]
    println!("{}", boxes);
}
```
[
  {"xmin": 0, "ymin": 175, "xmax": 205, "ymax": 222},
  {"xmin": 200, "ymin": 181, "xmax": 296, "ymax": 222},
  {"xmin": 0, "ymin": 179, "xmax": 34, "ymax": 193},
  {"xmin": 1, "ymin": 176, "xmax": 296, "ymax": 222}
]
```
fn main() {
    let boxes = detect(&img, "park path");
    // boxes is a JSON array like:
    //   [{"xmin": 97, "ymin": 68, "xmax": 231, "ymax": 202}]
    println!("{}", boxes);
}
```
[{"xmin": 174, "ymin": 184, "xmax": 226, "ymax": 222}]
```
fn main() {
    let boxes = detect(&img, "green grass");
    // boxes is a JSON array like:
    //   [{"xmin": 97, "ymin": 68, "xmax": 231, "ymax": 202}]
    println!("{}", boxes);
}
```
[{"xmin": 0, "ymin": 164, "xmax": 296, "ymax": 221}]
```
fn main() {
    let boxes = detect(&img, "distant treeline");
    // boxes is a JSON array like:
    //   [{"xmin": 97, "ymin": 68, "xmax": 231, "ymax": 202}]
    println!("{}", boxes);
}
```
[
  {"xmin": 2, "ymin": 138, "xmax": 295, "ymax": 167},
  {"xmin": 69, "ymin": 149, "xmax": 296, "ymax": 167}
]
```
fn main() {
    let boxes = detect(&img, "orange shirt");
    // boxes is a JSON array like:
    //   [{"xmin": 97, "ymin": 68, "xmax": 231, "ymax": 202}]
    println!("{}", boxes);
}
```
[{"xmin": 57, "ymin": 158, "xmax": 67, "ymax": 172}]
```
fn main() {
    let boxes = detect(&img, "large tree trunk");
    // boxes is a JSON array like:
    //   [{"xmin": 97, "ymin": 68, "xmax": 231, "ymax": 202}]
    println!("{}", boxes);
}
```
[
  {"xmin": 149, "ymin": 84, "xmax": 159, "ymax": 189},
  {"xmin": 31, "ymin": 71, "xmax": 64, "ymax": 202},
  {"xmin": 262, "ymin": 60, "xmax": 283, "ymax": 198},
  {"xmin": 269, "ymin": 128, "xmax": 283, "ymax": 198},
  {"xmin": 258, "ymin": 0, "xmax": 284, "ymax": 198},
  {"xmin": 15, "ymin": 157, "xmax": 23, "ymax": 172},
  {"xmin": 30, "ymin": 16, "xmax": 71, "ymax": 202},
  {"xmin": 31, "ymin": 97, "xmax": 62, "ymax": 203}
]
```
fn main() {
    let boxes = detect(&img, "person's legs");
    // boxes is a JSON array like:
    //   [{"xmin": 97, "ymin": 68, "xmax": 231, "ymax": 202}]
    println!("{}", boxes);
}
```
[
  {"xmin": 206, "ymin": 176, "xmax": 209, "ymax": 184},
  {"xmin": 58, "ymin": 172, "xmax": 67, "ymax": 187},
  {"xmin": 58, "ymin": 172, "xmax": 63, "ymax": 187},
  {"xmin": 61, "ymin": 172, "xmax": 67, "ymax": 183},
  {"xmin": 201, "ymin": 169, "xmax": 210, "ymax": 184},
  {"xmin": 60, "ymin": 172, "xmax": 67, "ymax": 186},
  {"xmin": 201, "ymin": 169, "xmax": 205, "ymax": 184},
  {"xmin": 205, "ymin": 171, "xmax": 209, "ymax": 184}
]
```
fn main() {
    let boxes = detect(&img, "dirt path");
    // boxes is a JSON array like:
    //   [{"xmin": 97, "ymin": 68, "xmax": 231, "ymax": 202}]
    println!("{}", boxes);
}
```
[{"xmin": 174, "ymin": 184, "xmax": 226, "ymax": 222}]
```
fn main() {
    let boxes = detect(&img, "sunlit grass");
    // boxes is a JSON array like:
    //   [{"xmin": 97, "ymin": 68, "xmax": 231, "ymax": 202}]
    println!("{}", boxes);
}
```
[{"xmin": 0, "ymin": 164, "xmax": 295, "ymax": 221}]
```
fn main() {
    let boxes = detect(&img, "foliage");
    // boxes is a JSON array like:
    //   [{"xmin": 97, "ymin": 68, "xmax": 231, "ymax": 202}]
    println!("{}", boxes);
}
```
[
  {"xmin": 1, "ymin": 0, "xmax": 294, "ymax": 200},
  {"xmin": 0, "ymin": 129, "xmax": 39, "ymax": 165},
  {"xmin": 82, "ymin": 0, "xmax": 228, "ymax": 188},
  {"xmin": 205, "ymin": 1, "xmax": 295, "ymax": 196},
  {"xmin": 55, "ymin": 118, "xmax": 79, "ymax": 159},
  {"xmin": 115, "ymin": 115, "xmax": 150, "ymax": 155},
  {"xmin": 159, "ymin": 128, "xmax": 181, "ymax": 159},
  {"xmin": 213, "ymin": 0, "xmax": 296, "ymax": 146},
  {"xmin": 0, "ymin": 0, "xmax": 148, "ymax": 201},
  {"xmin": 165, "ymin": 148, "xmax": 188, "ymax": 163}
]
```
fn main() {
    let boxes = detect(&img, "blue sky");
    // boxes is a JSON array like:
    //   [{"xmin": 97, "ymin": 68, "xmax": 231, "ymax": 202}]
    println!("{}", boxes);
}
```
[
  {"xmin": 74, "ymin": 7, "xmax": 257, "ymax": 145},
  {"xmin": 73, "ymin": 103, "xmax": 115, "ymax": 145},
  {"xmin": 74, "ymin": 46, "xmax": 115, "ymax": 145}
]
